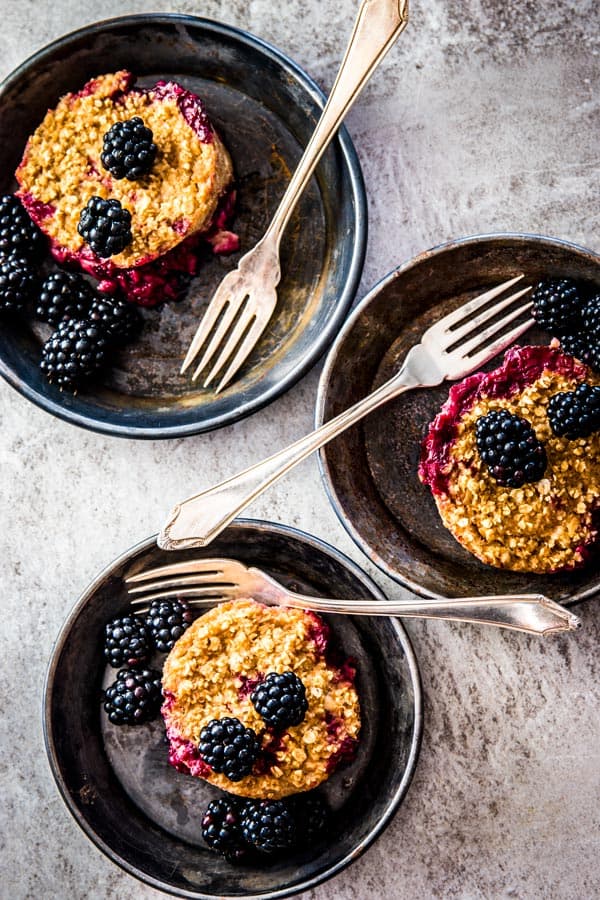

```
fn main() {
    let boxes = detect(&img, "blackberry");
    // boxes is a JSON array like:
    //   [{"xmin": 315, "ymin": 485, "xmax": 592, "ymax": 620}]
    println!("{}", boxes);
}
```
[
  {"xmin": 291, "ymin": 793, "xmax": 329, "ymax": 848},
  {"xmin": 103, "ymin": 667, "xmax": 162, "ymax": 725},
  {"xmin": 201, "ymin": 797, "xmax": 248, "ymax": 862},
  {"xmin": 101, "ymin": 117, "xmax": 158, "ymax": 180},
  {"xmin": 582, "ymin": 293, "xmax": 600, "ymax": 336},
  {"xmin": 145, "ymin": 598, "xmax": 193, "ymax": 653},
  {"xmin": 36, "ymin": 270, "xmax": 94, "ymax": 325},
  {"xmin": 78, "ymin": 196, "xmax": 132, "ymax": 258},
  {"xmin": 547, "ymin": 383, "xmax": 600, "ymax": 440},
  {"xmin": 198, "ymin": 717, "xmax": 260, "ymax": 782},
  {"xmin": 531, "ymin": 278, "xmax": 582, "ymax": 335},
  {"xmin": 88, "ymin": 294, "xmax": 142, "ymax": 346},
  {"xmin": 560, "ymin": 332, "xmax": 600, "ymax": 374},
  {"xmin": 0, "ymin": 254, "xmax": 37, "ymax": 314},
  {"xmin": 475, "ymin": 409, "xmax": 547, "ymax": 488},
  {"xmin": 0, "ymin": 194, "xmax": 45, "ymax": 261},
  {"xmin": 103, "ymin": 614, "xmax": 153, "ymax": 668},
  {"xmin": 240, "ymin": 800, "xmax": 297, "ymax": 855},
  {"xmin": 40, "ymin": 318, "xmax": 109, "ymax": 388},
  {"xmin": 251, "ymin": 671, "xmax": 308, "ymax": 730}
]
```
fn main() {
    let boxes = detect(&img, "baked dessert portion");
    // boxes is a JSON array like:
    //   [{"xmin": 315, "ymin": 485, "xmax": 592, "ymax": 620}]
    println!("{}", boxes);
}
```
[
  {"xmin": 161, "ymin": 598, "xmax": 361, "ymax": 799},
  {"xmin": 419, "ymin": 344, "xmax": 600, "ymax": 573},
  {"xmin": 15, "ymin": 71, "xmax": 237, "ymax": 305}
]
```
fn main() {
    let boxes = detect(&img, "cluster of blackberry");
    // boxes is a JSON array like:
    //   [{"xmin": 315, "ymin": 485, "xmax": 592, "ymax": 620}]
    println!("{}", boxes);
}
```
[
  {"xmin": 0, "ymin": 193, "xmax": 142, "ymax": 390},
  {"xmin": 475, "ymin": 387, "xmax": 600, "ymax": 488},
  {"xmin": 531, "ymin": 277, "xmax": 600, "ymax": 372},
  {"xmin": 102, "ymin": 599, "xmax": 193, "ymax": 726},
  {"xmin": 76, "ymin": 117, "xmax": 158, "ymax": 258},
  {"xmin": 197, "ymin": 673, "xmax": 308, "ymax": 782},
  {"xmin": 474, "ymin": 278, "xmax": 600, "ymax": 486},
  {"xmin": 201, "ymin": 792, "xmax": 329, "ymax": 863}
]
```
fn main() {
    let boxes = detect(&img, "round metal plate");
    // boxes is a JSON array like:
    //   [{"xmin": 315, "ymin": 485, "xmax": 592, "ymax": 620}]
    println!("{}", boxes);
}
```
[
  {"xmin": 317, "ymin": 233, "xmax": 600, "ymax": 603},
  {"xmin": 0, "ymin": 15, "xmax": 366, "ymax": 437},
  {"xmin": 44, "ymin": 520, "xmax": 422, "ymax": 898}
]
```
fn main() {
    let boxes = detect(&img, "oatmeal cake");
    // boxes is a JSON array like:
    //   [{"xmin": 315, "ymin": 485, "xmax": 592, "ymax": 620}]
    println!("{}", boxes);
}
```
[
  {"xmin": 161, "ymin": 598, "xmax": 361, "ymax": 799},
  {"xmin": 15, "ymin": 71, "xmax": 237, "ymax": 305},
  {"xmin": 419, "ymin": 344, "xmax": 600, "ymax": 573}
]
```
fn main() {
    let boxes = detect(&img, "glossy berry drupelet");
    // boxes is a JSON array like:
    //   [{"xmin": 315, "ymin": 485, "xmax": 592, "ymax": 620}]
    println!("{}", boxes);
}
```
[
  {"xmin": 145, "ymin": 598, "xmax": 194, "ymax": 653},
  {"xmin": 40, "ymin": 318, "xmax": 109, "ymax": 388},
  {"xmin": 240, "ymin": 800, "xmax": 297, "ymax": 855},
  {"xmin": 103, "ymin": 667, "xmax": 162, "ymax": 725},
  {"xmin": 475, "ymin": 409, "xmax": 547, "ymax": 488},
  {"xmin": 78, "ymin": 196, "xmax": 132, "ymax": 258},
  {"xmin": 251, "ymin": 671, "xmax": 308, "ymax": 730},
  {"xmin": 201, "ymin": 797, "xmax": 248, "ymax": 862},
  {"xmin": 101, "ymin": 117, "xmax": 158, "ymax": 180},
  {"xmin": 88, "ymin": 294, "xmax": 142, "ymax": 346},
  {"xmin": 582, "ymin": 293, "xmax": 600, "ymax": 336},
  {"xmin": 0, "ymin": 255, "xmax": 37, "ymax": 314},
  {"xmin": 291, "ymin": 792, "xmax": 329, "ymax": 848},
  {"xmin": 103, "ymin": 614, "xmax": 153, "ymax": 668},
  {"xmin": 0, "ymin": 194, "xmax": 45, "ymax": 261},
  {"xmin": 36, "ymin": 270, "xmax": 94, "ymax": 325},
  {"xmin": 547, "ymin": 383, "xmax": 600, "ymax": 440},
  {"xmin": 560, "ymin": 332, "xmax": 600, "ymax": 373},
  {"xmin": 198, "ymin": 717, "xmax": 260, "ymax": 782},
  {"xmin": 530, "ymin": 278, "xmax": 582, "ymax": 335}
]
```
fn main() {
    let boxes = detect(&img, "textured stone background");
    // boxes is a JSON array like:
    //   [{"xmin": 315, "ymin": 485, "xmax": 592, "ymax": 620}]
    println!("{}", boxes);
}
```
[{"xmin": 1, "ymin": 1, "xmax": 599, "ymax": 898}]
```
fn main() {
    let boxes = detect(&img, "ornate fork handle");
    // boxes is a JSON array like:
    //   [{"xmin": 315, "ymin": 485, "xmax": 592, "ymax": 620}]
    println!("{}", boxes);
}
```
[
  {"xmin": 244, "ymin": 571, "xmax": 582, "ymax": 636},
  {"xmin": 266, "ymin": 0, "xmax": 409, "ymax": 247}
]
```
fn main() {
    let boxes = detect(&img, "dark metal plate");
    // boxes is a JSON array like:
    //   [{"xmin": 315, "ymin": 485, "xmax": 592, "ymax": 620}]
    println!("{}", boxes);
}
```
[
  {"xmin": 317, "ymin": 233, "xmax": 600, "ymax": 603},
  {"xmin": 44, "ymin": 520, "xmax": 422, "ymax": 899},
  {"xmin": 0, "ymin": 15, "xmax": 366, "ymax": 437}
]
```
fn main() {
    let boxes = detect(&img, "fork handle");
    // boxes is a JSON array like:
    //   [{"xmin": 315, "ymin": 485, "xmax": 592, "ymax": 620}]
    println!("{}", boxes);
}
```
[
  {"xmin": 271, "ymin": 591, "xmax": 582, "ymax": 636},
  {"xmin": 265, "ymin": 0, "xmax": 408, "ymax": 246},
  {"xmin": 159, "ymin": 351, "xmax": 432, "ymax": 549}
]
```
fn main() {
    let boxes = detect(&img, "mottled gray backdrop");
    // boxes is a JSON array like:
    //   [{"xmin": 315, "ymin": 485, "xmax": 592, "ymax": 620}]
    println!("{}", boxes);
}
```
[{"xmin": 0, "ymin": 1, "xmax": 598, "ymax": 898}]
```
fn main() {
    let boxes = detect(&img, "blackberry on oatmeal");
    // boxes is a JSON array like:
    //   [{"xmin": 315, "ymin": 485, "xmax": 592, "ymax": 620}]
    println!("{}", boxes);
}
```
[
  {"xmin": 161, "ymin": 599, "xmax": 360, "ymax": 799},
  {"xmin": 419, "ymin": 345, "xmax": 600, "ymax": 573}
]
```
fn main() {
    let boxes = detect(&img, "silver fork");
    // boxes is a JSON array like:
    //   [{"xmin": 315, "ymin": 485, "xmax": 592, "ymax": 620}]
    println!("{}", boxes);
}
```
[
  {"xmin": 180, "ymin": 0, "xmax": 409, "ymax": 390},
  {"xmin": 160, "ymin": 275, "xmax": 534, "ymax": 550},
  {"xmin": 126, "ymin": 559, "xmax": 581, "ymax": 636}
]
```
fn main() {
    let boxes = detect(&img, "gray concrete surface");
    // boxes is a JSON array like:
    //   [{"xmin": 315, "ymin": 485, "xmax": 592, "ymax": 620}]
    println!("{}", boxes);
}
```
[{"xmin": 1, "ymin": 1, "xmax": 599, "ymax": 898}]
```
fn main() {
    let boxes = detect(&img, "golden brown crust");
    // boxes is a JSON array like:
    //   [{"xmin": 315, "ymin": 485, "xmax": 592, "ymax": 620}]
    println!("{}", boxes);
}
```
[
  {"xmin": 15, "ymin": 71, "xmax": 233, "ymax": 268},
  {"xmin": 162, "ymin": 599, "xmax": 361, "ymax": 799},
  {"xmin": 431, "ymin": 367, "xmax": 600, "ymax": 572}
]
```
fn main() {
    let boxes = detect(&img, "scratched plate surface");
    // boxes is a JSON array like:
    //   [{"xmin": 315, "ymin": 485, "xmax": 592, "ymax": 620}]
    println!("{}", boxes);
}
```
[
  {"xmin": 0, "ymin": 15, "xmax": 366, "ymax": 437},
  {"xmin": 44, "ymin": 522, "xmax": 422, "ymax": 898},
  {"xmin": 317, "ymin": 234, "xmax": 600, "ymax": 602}
]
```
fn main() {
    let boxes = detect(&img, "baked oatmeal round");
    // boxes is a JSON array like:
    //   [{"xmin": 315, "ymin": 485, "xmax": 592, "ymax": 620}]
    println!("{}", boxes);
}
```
[
  {"xmin": 419, "ymin": 345, "xmax": 600, "ymax": 573},
  {"xmin": 161, "ymin": 598, "xmax": 361, "ymax": 799},
  {"xmin": 15, "ymin": 71, "xmax": 236, "ymax": 304}
]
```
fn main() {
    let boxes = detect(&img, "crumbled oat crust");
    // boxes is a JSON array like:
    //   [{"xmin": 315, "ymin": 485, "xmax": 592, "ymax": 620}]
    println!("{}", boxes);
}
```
[
  {"xmin": 427, "ymin": 364, "xmax": 600, "ymax": 572},
  {"xmin": 161, "ymin": 599, "xmax": 361, "ymax": 799},
  {"xmin": 16, "ymin": 71, "xmax": 233, "ymax": 268}
]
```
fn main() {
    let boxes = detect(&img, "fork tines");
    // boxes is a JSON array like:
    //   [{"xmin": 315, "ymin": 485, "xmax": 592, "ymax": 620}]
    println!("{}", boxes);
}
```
[{"xmin": 126, "ymin": 560, "xmax": 238, "ymax": 610}]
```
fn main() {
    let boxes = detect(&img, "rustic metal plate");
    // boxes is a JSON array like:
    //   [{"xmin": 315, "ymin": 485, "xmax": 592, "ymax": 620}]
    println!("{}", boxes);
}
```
[
  {"xmin": 317, "ymin": 233, "xmax": 600, "ymax": 603},
  {"xmin": 0, "ymin": 15, "xmax": 366, "ymax": 437},
  {"xmin": 44, "ymin": 520, "xmax": 422, "ymax": 899}
]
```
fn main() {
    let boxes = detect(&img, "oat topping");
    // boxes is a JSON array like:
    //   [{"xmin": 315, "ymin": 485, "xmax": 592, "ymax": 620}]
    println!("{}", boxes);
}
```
[
  {"xmin": 15, "ymin": 71, "xmax": 233, "ymax": 269},
  {"xmin": 419, "ymin": 346, "xmax": 600, "ymax": 572},
  {"xmin": 161, "ymin": 599, "xmax": 361, "ymax": 799}
]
